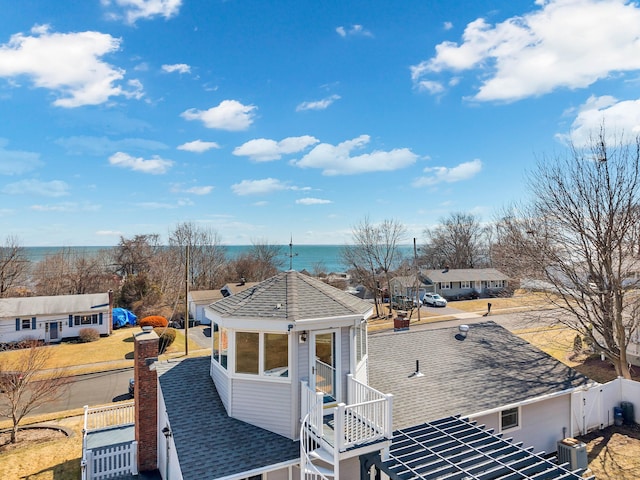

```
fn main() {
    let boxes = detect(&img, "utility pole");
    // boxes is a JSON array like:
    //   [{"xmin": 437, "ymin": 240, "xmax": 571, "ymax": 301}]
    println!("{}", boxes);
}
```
[
  {"xmin": 185, "ymin": 244, "xmax": 189, "ymax": 356},
  {"xmin": 414, "ymin": 238, "xmax": 421, "ymax": 323}
]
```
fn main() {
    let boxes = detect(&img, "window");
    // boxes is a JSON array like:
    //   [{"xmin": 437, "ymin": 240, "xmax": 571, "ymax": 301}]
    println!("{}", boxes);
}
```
[
  {"xmin": 440, "ymin": 282, "xmax": 451, "ymax": 290},
  {"xmin": 461, "ymin": 281, "xmax": 471, "ymax": 289},
  {"xmin": 236, "ymin": 332, "xmax": 259, "ymax": 374},
  {"xmin": 264, "ymin": 333, "xmax": 288, "ymax": 377},
  {"xmin": 21, "ymin": 318, "xmax": 31, "ymax": 330},
  {"xmin": 213, "ymin": 324, "xmax": 228, "ymax": 370},
  {"xmin": 74, "ymin": 314, "xmax": 98, "ymax": 326},
  {"xmin": 501, "ymin": 407, "xmax": 519, "ymax": 431}
]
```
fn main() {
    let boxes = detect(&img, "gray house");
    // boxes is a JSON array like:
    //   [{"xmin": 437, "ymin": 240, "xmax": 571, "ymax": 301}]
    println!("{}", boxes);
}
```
[
  {"xmin": 420, "ymin": 267, "xmax": 510, "ymax": 299},
  {"xmin": 81, "ymin": 272, "xmax": 594, "ymax": 480}
]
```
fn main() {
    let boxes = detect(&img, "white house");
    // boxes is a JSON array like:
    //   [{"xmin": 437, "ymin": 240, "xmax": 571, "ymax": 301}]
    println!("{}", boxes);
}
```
[
  {"xmin": 0, "ymin": 292, "xmax": 112, "ymax": 344},
  {"xmin": 420, "ymin": 267, "xmax": 510, "ymax": 299},
  {"xmin": 187, "ymin": 281, "xmax": 258, "ymax": 325},
  {"xmin": 82, "ymin": 272, "xmax": 600, "ymax": 480}
]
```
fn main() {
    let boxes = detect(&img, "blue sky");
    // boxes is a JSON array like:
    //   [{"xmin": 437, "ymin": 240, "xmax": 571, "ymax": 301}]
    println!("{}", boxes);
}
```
[{"xmin": 2, "ymin": 0, "xmax": 640, "ymax": 246}]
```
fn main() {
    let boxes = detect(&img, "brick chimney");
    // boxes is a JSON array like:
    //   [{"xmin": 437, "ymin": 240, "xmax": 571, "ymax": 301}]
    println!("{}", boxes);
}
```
[{"xmin": 134, "ymin": 329, "xmax": 159, "ymax": 474}]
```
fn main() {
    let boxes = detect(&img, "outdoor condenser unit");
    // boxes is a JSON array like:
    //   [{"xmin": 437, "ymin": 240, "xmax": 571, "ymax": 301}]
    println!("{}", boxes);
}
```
[{"xmin": 557, "ymin": 438, "xmax": 588, "ymax": 471}]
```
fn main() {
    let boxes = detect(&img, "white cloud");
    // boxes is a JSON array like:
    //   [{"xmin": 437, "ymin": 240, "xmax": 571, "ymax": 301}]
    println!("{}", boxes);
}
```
[
  {"xmin": 336, "ymin": 24, "xmax": 373, "ymax": 38},
  {"xmin": 233, "ymin": 136, "xmax": 319, "ymax": 161},
  {"xmin": 412, "ymin": 159, "xmax": 482, "ymax": 187},
  {"xmin": 2, "ymin": 179, "xmax": 69, "ymax": 197},
  {"xmin": 231, "ymin": 178, "xmax": 291, "ymax": 196},
  {"xmin": 293, "ymin": 135, "xmax": 418, "ymax": 175},
  {"xmin": 0, "ymin": 139, "xmax": 42, "ymax": 175},
  {"xmin": 443, "ymin": 21, "xmax": 453, "ymax": 31},
  {"xmin": 109, "ymin": 151, "xmax": 173, "ymax": 174},
  {"xmin": 559, "ymin": 94, "xmax": 640, "ymax": 146},
  {"xmin": 0, "ymin": 25, "xmax": 142, "ymax": 107},
  {"xmin": 296, "ymin": 94, "xmax": 341, "ymax": 111},
  {"xmin": 181, "ymin": 100, "xmax": 256, "ymax": 131},
  {"xmin": 412, "ymin": 0, "xmax": 640, "ymax": 102},
  {"xmin": 162, "ymin": 63, "xmax": 190, "ymax": 74},
  {"xmin": 102, "ymin": 0, "xmax": 182, "ymax": 24},
  {"xmin": 177, "ymin": 139, "xmax": 220, "ymax": 153},
  {"xmin": 296, "ymin": 198, "xmax": 332, "ymax": 205},
  {"xmin": 185, "ymin": 186, "xmax": 213, "ymax": 195},
  {"xmin": 96, "ymin": 230, "xmax": 124, "ymax": 236}
]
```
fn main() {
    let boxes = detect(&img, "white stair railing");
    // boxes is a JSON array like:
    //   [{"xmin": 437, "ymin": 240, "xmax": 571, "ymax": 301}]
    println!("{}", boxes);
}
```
[{"xmin": 315, "ymin": 359, "xmax": 335, "ymax": 400}]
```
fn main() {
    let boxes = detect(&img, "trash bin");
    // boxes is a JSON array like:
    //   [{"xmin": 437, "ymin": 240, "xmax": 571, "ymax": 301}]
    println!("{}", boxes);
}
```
[
  {"xmin": 620, "ymin": 401, "xmax": 635, "ymax": 425},
  {"xmin": 614, "ymin": 406, "xmax": 623, "ymax": 427}
]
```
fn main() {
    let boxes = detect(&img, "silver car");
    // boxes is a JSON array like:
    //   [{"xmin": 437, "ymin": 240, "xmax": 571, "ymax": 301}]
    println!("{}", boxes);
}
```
[{"xmin": 424, "ymin": 293, "xmax": 447, "ymax": 307}]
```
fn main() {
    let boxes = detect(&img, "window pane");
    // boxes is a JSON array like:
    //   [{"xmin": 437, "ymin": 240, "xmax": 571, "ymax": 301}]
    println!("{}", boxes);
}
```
[
  {"xmin": 21, "ymin": 319, "xmax": 31, "ymax": 329},
  {"xmin": 236, "ymin": 332, "xmax": 259, "ymax": 374},
  {"xmin": 212, "ymin": 323, "xmax": 220, "ymax": 363},
  {"xmin": 264, "ymin": 333, "xmax": 288, "ymax": 377},
  {"xmin": 220, "ymin": 327, "xmax": 228, "ymax": 369},
  {"xmin": 501, "ymin": 407, "xmax": 518, "ymax": 430}
]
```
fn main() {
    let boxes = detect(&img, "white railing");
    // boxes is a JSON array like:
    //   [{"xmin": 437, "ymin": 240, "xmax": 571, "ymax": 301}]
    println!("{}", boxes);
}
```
[
  {"xmin": 315, "ymin": 359, "xmax": 335, "ymax": 400},
  {"xmin": 300, "ymin": 409, "xmax": 334, "ymax": 480},
  {"xmin": 83, "ymin": 402, "xmax": 135, "ymax": 432},
  {"xmin": 301, "ymin": 381, "xmax": 324, "ymax": 434}
]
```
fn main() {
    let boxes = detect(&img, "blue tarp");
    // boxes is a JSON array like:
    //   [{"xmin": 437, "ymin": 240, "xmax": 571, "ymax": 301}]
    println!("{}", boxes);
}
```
[{"xmin": 112, "ymin": 308, "xmax": 137, "ymax": 328}]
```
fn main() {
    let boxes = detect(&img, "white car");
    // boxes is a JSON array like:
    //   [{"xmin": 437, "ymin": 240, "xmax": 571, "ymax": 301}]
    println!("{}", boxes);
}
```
[{"xmin": 423, "ymin": 293, "xmax": 447, "ymax": 307}]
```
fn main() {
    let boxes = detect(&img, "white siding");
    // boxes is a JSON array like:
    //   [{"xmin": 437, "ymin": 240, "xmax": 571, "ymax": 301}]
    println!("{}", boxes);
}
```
[
  {"xmin": 472, "ymin": 394, "xmax": 571, "ymax": 454},
  {"xmin": 231, "ymin": 378, "xmax": 293, "ymax": 439},
  {"xmin": 0, "ymin": 311, "xmax": 110, "ymax": 344},
  {"xmin": 210, "ymin": 361, "xmax": 230, "ymax": 413}
]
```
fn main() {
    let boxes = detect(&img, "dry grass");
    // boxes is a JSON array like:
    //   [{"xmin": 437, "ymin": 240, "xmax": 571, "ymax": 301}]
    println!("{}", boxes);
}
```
[
  {"xmin": 579, "ymin": 424, "xmax": 640, "ymax": 480},
  {"xmin": 0, "ymin": 327, "xmax": 203, "ymax": 376}
]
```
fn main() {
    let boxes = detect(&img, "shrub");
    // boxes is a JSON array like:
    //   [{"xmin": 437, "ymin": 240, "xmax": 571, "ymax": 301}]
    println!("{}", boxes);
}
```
[
  {"xmin": 78, "ymin": 328, "xmax": 100, "ymax": 343},
  {"xmin": 573, "ymin": 334, "xmax": 583, "ymax": 354},
  {"xmin": 139, "ymin": 315, "xmax": 169, "ymax": 328},
  {"xmin": 154, "ymin": 327, "xmax": 177, "ymax": 354}
]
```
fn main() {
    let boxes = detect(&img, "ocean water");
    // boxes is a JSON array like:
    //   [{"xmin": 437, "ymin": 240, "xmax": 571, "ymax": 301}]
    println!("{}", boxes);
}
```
[{"xmin": 23, "ymin": 245, "xmax": 414, "ymax": 274}]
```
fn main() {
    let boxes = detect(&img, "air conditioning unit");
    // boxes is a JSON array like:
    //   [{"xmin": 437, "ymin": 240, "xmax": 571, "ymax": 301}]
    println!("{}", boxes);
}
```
[{"xmin": 557, "ymin": 438, "xmax": 588, "ymax": 471}]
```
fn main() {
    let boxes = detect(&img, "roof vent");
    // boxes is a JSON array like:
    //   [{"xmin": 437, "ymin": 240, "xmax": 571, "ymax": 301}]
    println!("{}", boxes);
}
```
[
  {"xmin": 456, "ymin": 324, "xmax": 469, "ymax": 341},
  {"xmin": 408, "ymin": 360, "xmax": 424, "ymax": 378}
]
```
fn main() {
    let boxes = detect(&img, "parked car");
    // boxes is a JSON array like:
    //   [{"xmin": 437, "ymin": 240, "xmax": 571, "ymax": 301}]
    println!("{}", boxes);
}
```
[
  {"xmin": 424, "ymin": 293, "xmax": 447, "ymax": 307},
  {"xmin": 129, "ymin": 378, "xmax": 135, "ymax": 397}
]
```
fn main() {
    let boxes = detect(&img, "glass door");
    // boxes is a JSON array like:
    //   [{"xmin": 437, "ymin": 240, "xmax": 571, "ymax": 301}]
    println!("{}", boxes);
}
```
[{"xmin": 310, "ymin": 331, "xmax": 337, "ymax": 403}]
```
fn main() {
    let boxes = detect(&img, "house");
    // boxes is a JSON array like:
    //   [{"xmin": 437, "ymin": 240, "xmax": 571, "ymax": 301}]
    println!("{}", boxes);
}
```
[
  {"xmin": 388, "ymin": 274, "xmax": 430, "ymax": 303},
  {"xmin": 0, "ymin": 292, "xmax": 112, "ymax": 344},
  {"xmin": 82, "ymin": 272, "xmax": 600, "ymax": 480},
  {"xmin": 367, "ymin": 322, "xmax": 594, "ymax": 455},
  {"xmin": 420, "ymin": 267, "xmax": 510, "ymax": 299},
  {"xmin": 187, "ymin": 281, "xmax": 258, "ymax": 324}
]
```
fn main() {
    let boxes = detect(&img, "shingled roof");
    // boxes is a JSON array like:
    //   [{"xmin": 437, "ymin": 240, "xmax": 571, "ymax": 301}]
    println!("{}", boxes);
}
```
[
  {"xmin": 368, "ymin": 321, "xmax": 592, "ymax": 430},
  {"xmin": 206, "ymin": 270, "xmax": 373, "ymax": 321},
  {"xmin": 157, "ymin": 357, "xmax": 299, "ymax": 480}
]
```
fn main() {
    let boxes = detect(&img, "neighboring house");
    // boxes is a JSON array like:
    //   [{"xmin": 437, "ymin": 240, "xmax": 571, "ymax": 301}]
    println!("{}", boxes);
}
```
[
  {"xmin": 0, "ymin": 292, "xmax": 112, "ymax": 344},
  {"xmin": 420, "ymin": 267, "xmax": 510, "ymax": 299},
  {"xmin": 82, "ymin": 272, "xmax": 600, "ymax": 480},
  {"xmin": 187, "ymin": 281, "xmax": 258, "ymax": 325},
  {"xmin": 388, "ymin": 274, "xmax": 431, "ymax": 301}
]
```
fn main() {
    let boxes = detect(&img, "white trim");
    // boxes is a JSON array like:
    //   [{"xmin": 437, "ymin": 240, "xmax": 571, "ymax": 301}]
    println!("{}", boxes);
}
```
[
  {"xmin": 310, "ymin": 328, "xmax": 341, "ymax": 403},
  {"xmin": 499, "ymin": 406, "xmax": 521, "ymax": 433},
  {"xmin": 213, "ymin": 459, "xmax": 299, "ymax": 480}
]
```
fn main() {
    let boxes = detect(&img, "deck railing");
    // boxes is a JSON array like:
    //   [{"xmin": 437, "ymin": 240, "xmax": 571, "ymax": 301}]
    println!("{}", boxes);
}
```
[
  {"xmin": 315, "ymin": 359, "xmax": 335, "ymax": 400},
  {"xmin": 83, "ymin": 402, "xmax": 135, "ymax": 432}
]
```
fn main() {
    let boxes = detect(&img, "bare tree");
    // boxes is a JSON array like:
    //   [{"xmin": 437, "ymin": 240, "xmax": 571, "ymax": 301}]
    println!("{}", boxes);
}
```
[
  {"xmin": 342, "ymin": 217, "xmax": 407, "ymax": 317},
  {"xmin": 168, "ymin": 222, "xmax": 227, "ymax": 290},
  {"xmin": 112, "ymin": 234, "xmax": 162, "ymax": 277},
  {"xmin": 0, "ymin": 341, "xmax": 68, "ymax": 443},
  {"xmin": 32, "ymin": 247, "xmax": 114, "ymax": 296},
  {"xmin": 514, "ymin": 128, "xmax": 640, "ymax": 379},
  {"xmin": 421, "ymin": 212, "xmax": 489, "ymax": 269},
  {"xmin": 0, "ymin": 235, "xmax": 30, "ymax": 297}
]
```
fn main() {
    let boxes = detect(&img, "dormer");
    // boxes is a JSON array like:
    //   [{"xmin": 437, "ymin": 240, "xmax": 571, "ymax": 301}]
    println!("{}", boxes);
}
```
[{"xmin": 204, "ymin": 270, "xmax": 374, "ymax": 440}]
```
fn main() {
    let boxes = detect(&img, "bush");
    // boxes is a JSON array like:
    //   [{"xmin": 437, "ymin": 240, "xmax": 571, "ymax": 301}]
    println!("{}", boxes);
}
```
[
  {"xmin": 573, "ymin": 334, "xmax": 583, "ymax": 354},
  {"xmin": 139, "ymin": 315, "xmax": 169, "ymax": 328},
  {"xmin": 78, "ymin": 328, "xmax": 101, "ymax": 343},
  {"xmin": 154, "ymin": 327, "xmax": 177, "ymax": 354}
]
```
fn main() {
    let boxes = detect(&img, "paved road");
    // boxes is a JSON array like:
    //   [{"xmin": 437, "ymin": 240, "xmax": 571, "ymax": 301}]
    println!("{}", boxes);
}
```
[{"xmin": 33, "ymin": 368, "xmax": 133, "ymax": 415}]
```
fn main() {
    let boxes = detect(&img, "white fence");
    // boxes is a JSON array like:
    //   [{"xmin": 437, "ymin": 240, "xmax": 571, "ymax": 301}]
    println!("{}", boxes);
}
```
[
  {"xmin": 82, "ymin": 441, "xmax": 138, "ymax": 480},
  {"xmin": 571, "ymin": 378, "xmax": 640, "ymax": 436}
]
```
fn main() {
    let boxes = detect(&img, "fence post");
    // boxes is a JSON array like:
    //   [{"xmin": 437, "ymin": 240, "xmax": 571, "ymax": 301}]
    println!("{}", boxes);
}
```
[{"xmin": 385, "ymin": 394, "xmax": 394, "ymax": 439}]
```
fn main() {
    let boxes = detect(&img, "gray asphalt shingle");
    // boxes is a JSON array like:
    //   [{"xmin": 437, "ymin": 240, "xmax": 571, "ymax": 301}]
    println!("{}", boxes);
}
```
[
  {"xmin": 368, "ymin": 321, "xmax": 592, "ymax": 430},
  {"xmin": 157, "ymin": 357, "xmax": 299, "ymax": 480},
  {"xmin": 207, "ymin": 270, "xmax": 372, "ymax": 321}
]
